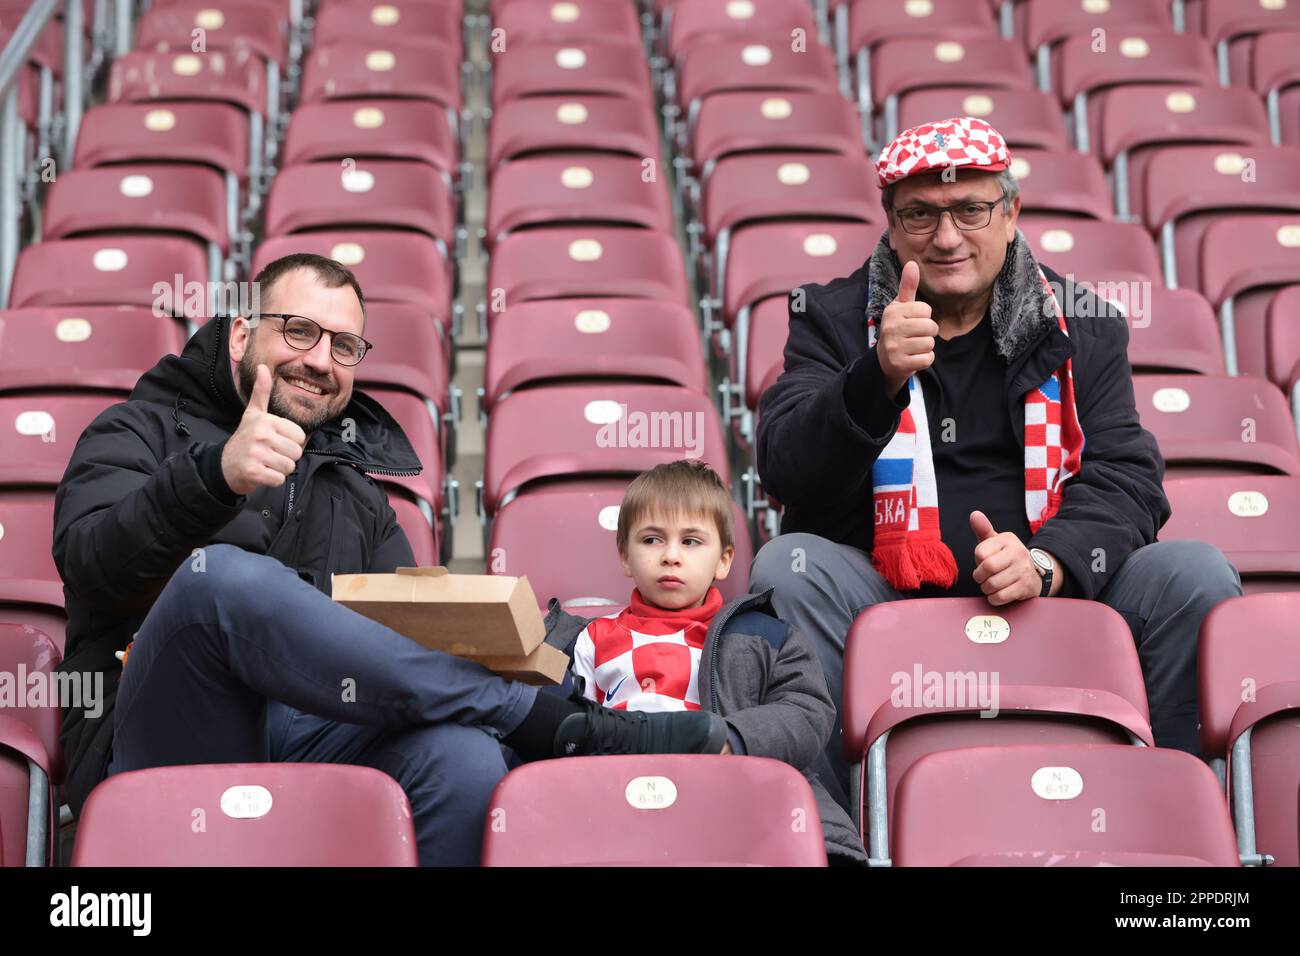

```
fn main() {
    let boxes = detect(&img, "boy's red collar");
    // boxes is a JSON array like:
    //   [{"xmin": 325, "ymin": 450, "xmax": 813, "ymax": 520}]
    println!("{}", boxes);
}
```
[{"xmin": 629, "ymin": 586, "xmax": 724, "ymax": 621}]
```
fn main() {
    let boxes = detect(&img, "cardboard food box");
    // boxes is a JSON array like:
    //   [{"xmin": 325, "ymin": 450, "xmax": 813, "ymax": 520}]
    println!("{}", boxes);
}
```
[{"xmin": 331, "ymin": 567, "xmax": 569, "ymax": 685}]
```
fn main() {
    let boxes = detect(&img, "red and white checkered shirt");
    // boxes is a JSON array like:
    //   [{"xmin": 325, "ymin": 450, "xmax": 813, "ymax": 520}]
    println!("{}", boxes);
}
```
[{"xmin": 572, "ymin": 587, "xmax": 724, "ymax": 712}]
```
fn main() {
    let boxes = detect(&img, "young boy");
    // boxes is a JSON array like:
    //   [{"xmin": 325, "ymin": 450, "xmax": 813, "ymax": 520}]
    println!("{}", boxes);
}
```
[{"xmin": 541, "ymin": 460, "xmax": 869, "ymax": 864}]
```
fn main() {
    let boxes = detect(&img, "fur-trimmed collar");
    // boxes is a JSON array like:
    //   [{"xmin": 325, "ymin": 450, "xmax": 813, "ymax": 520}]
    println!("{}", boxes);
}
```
[{"xmin": 865, "ymin": 229, "xmax": 1060, "ymax": 364}]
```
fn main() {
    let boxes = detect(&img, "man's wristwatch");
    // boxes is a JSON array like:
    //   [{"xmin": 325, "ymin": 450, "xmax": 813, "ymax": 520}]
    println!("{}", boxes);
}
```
[{"xmin": 1029, "ymin": 548, "xmax": 1054, "ymax": 598}]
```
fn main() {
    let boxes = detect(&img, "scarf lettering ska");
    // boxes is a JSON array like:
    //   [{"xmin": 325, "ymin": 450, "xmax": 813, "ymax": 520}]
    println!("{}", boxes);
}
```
[{"xmin": 867, "ymin": 267, "xmax": 1084, "ymax": 590}]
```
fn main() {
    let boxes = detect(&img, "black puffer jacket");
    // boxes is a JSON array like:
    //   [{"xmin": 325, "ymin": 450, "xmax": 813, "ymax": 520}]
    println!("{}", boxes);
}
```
[
  {"xmin": 52, "ymin": 315, "xmax": 422, "ymax": 814},
  {"xmin": 757, "ymin": 232, "xmax": 1171, "ymax": 600}
]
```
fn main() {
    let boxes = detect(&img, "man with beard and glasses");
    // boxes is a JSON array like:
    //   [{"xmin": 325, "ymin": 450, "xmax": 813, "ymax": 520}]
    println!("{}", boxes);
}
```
[{"xmin": 52, "ymin": 253, "xmax": 729, "ymax": 866}]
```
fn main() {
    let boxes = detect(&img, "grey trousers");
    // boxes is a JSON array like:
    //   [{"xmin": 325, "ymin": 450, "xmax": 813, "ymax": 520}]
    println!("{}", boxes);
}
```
[{"xmin": 749, "ymin": 534, "xmax": 1242, "ymax": 811}]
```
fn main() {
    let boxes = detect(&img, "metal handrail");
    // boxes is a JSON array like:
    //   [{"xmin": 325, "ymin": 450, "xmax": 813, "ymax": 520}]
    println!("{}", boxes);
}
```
[{"xmin": 0, "ymin": 0, "xmax": 84, "ymax": 308}]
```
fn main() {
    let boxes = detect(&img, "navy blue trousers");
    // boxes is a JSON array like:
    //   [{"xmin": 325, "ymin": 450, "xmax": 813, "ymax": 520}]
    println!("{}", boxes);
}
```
[{"xmin": 106, "ymin": 544, "xmax": 537, "ymax": 866}]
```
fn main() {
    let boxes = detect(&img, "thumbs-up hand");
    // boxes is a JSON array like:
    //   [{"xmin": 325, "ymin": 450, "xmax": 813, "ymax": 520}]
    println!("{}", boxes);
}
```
[
  {"xmin": 220, "ymin": 364, "xmax": 308, "ymax": 496},
  {"xmin": 877, "ymin": 259, "xmax": 939, "ymax": 398},
  {"xmin": 969, "ymin": 510, "xmax": 1050, "ymax": 606}
]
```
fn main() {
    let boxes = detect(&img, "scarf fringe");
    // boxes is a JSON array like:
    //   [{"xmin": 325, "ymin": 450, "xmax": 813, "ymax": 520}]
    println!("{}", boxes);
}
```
[{"xmin": 871, "ymin": 534, "xmax": 959, "ymax": 591}]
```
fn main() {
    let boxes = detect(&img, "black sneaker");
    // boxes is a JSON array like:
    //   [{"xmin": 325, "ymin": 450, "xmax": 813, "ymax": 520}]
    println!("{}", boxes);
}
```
[{"xmin": 553, "ymin": 700, "xmax": 729, "ymax": 757}]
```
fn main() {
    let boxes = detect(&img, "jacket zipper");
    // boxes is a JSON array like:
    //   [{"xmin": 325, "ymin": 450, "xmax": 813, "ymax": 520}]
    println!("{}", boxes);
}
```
[
  {"xmin": 303, "ymin": 448, "xmax": 421, "ymax": 478},
  {"xmin": 702, "ymin": 596, "xmax": 755, "ymax": 715},
  {"xmin": 701, "ymin": 587, "xmax": 779, "ymax": 713}
]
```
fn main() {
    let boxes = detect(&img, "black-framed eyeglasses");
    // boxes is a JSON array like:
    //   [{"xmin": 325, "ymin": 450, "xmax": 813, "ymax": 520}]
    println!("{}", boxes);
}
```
[
  {"xmin": 255, "ymin": 313, "xmax": 372, "ymax": 366},
  {"xmin": 892, "ymin": 193, "xmax": 1007, "ymax": 235}
]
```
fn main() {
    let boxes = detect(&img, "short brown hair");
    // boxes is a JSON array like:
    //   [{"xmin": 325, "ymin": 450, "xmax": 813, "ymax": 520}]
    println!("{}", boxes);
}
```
[
  {"xmin": 252, "ymin": 252, "xmax": 367, "ymax": 328},
  {"xmin": 616, "ymin": 460, "xmax": 735, "ymax": 554}
]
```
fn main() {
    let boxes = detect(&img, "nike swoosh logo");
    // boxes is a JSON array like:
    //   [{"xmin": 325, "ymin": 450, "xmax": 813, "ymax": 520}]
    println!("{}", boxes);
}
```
[{"xmin": 605, "ymin": 676, "xmax": 626, "ymax": 701}]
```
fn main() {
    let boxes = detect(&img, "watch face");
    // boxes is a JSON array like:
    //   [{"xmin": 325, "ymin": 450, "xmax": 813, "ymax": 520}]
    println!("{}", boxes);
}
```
[{"xmin": 1031, "ymin": 549, "xmax": 1052, "ymax": 574}]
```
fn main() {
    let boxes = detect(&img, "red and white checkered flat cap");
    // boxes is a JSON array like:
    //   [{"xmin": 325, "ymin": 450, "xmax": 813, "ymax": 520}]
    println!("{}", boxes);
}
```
[{"xmin": 875, "ymin": 116, "xmax": 1012, "ymax": 188}]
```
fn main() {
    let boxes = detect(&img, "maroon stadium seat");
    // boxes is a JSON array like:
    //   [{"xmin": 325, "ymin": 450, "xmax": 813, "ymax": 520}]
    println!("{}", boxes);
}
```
[
  {"xmin": 1142, "ymin": 145, "xmax": 1300, "ymax": 294},
  {"xmin": 0, "ymin": 393, "xmax": 120, "ymax": 487},
  {"xmin": 0, "ymin": 623, "xmax": 61, "ymax": 866},
  {"xmin": 10, "ymin": 237, "xmax": 211, "ymax": 313},
  {"xmin": 0, "ymin": 306, "xmax": 183, "ymax": 393},
  {"xmin": 1198, "ymin": 214, "xmax": 1300, "ymax": 378},
  {"xmin": 1024, "ymin": 0, "xmax": 1171, "ymax": 90},
  {"xmin": 745, "ymin": 295, "xmax": 792, "ymax": 413},
  {"xmin": 488, "ymin": 478, "xmax": 755, "ymax": 607},
  {"xmin": 493, "ymin": 0, "xmax": 642, "ymax": 47},
  {"xmin": 897, "ymin": 87, "xmax": 1068, "ymax": 153},
  {"xmin": 1055, "ymin": 29, "xmax": 1216, "ymax": 154},
  {"xmin": 482, "ymin": 755, "xmax": 827, "ymax": 866},
  {"xmin": 718, "ymin": 222, "xmax": 881, "ymax": 442},
  {"xmin": 300, "ymin": 40, "xmax": 462, "ymax": 113},
  {"xmin": 387, "ymin": 490, "xmax": 438, "ymax": 567},
  {"xmin": 1265, "ymin": 285, "xmax": 1300, "ymax": 416},
  {"xmin": 842, "ymin": 597, "xmax": 1153, "ymax": 864},
  {"xmin": 1203, "ymin": 0, "xmax": 1300, "ymax": 87},
  {"xmin": 690, "ymin": 91, "xmax": 863, "ymax": 194},
  {"xmin": 870, "ymin": 35, "xmax": 1033, "ymax": 143},
  {"xmin": 1099, "ymin": 84, "xmax": 1271, "ymax": 221},
  {"xmin": 1161, "ymin": 475, "xmax": 1300, "ymax": 593},
  {"xmin": 481, "ymin": 383, "xmax": 730, "ymax": 518},
  {"xmin": 484, "ymin": 155, "xmax": 674, "ymax": 250},
  {"xmin": 74, "ymin": 101, "xmax": 251, "ymax": 200},
  {"xmin": 1019, "ymin": 218, "xmax": 1161, "ymax": 281},
  {"xmin": 489, "ymin": 40, "xmax": 652, "ymax": 111},
  {"xmin": 362, "ymin": 385, "xmax": 446, "ymax": 527},
  {"xmin": 1252, "ymin": 29, "xmax": 1300, "ymax": 145},
  {"xmin": 264, "ymin": 160, "xmax": 455, "ymax": 257},
  {"xmin": 252, "ymin": 232, "xmax": 453, "ymax": 333},
  {"xmin": 1008, "ymin": 148, "xmax": 1113, "ymax": 220},
  {"xmin": 892, "ymin": 744, "xmax": 1239, "ymax": 867},
  {"xmin": 42, "ymin": 164, "xmax": 231, "ymax": 265},
  {"xmin": 0, "ymin": 493, "xmax": 66, "ymax": 653},
  {"xmin": 1133, "ymin": 374, "xmax": 1300, "ymax": 477},
  {"xmin": 1123, "ymin": 286, "xmax": 1225, "ymax": 375},
  {"xmin": 312, "ymin": 0, "xmax": 463, "ymax": 60},
  {"xmin": 108, "ymin": 47, "xmax": 269, "ymax": 119},
  {"xmin": 282, "ymin": 99, "xmax": 459, "ymax": 179},
  {"xmin": 0, "ymin": 623, "xmax": 62, "ymax": 781},
  {"xmin": 674, "ymin": 36, "xmax": 838, "ymax": 152},
  {"xmin": 351, "ymin": 302, "xmax": 449, "ymax": 414},
  {"xmin": 843, "ymin": 0, "xmax": 1000, "ymax": 145},
  {"xmin": 135, "ymin": 0, "xmax": 289, "ymax": 69},
  {"xmin": 482, "ymin": 298, "xmax": 707, "ymax": 412},
  {"xmin": 664, "ymin": 0, "xmax": 817, "ymax": 63},
  {"xmin": 72, "ymin": 763, "xmax": 419, "ymax": 865},
  {"xmin": 700, "ymin": 153, "xmax": 880, "ymax": 302},
  {"xmin": 1199, "ymin": 591, "xmax": 1300, "ymax": 866},
  {"xmin": 485, "ymin": 228, "xmax": 689, "ymax": 313},
  {"xmin": 487, "ymin": 94, "xmax": 660, "ymax": 175}
]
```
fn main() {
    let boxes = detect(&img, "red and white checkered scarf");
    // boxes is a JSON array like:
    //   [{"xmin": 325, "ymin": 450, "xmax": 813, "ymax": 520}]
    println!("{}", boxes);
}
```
[{"xmin": 866, "ymin": 243, "xmax": 1085, "ymax": 591}]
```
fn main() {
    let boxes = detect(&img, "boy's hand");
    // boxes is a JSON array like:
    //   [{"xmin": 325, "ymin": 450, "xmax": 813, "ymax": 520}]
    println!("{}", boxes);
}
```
[{"xmin": 720, "ymin": 741, "xmax": 732, "ymax": 755}]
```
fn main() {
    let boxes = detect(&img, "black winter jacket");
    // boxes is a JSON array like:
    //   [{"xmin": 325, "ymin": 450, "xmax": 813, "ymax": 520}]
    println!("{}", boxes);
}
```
[
  {"xmin": 541, "ymin": 589, "xmax": 870, "ymax": 865},
  {"xmin": 757, "ymin": 231, "xmax": 1171, "ymax": 600},
  {"xmin": 52, "ymin": 314, "xmax": 422, "ymax": 814}
]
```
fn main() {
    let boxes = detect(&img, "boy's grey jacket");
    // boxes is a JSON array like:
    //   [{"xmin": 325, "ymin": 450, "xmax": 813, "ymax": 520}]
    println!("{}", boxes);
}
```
[{"xmin": 542, "ymin": 587, "xmax": 870, "ymax": 865}]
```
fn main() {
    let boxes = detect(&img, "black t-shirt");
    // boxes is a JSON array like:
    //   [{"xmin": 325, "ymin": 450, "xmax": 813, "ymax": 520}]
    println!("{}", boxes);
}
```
[{"xmin": 915, "ymin": 316, "xmax": 1032, "ymax": 598}]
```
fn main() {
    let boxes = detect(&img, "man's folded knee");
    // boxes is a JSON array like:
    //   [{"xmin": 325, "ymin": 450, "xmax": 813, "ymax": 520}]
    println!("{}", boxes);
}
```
[
  {"xmin": 750, "ymin": 532, "xmax": 832, "ymax": 591},
  {"xmin": 167, "ymin": 543, "xmax": 283, "ymax": 605},
  {"xmin": 1151, "ymin": 540, "xmax": 1241, "ymax": 599}
]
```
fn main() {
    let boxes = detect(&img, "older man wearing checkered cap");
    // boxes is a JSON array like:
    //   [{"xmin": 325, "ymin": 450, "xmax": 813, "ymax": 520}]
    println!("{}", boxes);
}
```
[{"xmin": 750, "ymin": 116, "xmax": 1241, "ymax": 813}]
